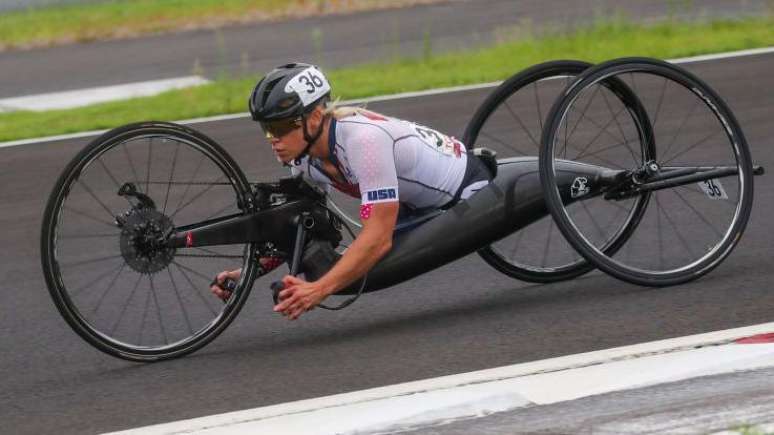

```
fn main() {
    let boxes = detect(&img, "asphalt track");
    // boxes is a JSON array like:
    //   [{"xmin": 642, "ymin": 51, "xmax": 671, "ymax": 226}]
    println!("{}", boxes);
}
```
[
  {"xmin": 0, "ymin": 0, "xmax": 771, "ymax": 98},
  {"xmin": 0, "ymin": 49, "xmax": 771, "ymax": 434}
]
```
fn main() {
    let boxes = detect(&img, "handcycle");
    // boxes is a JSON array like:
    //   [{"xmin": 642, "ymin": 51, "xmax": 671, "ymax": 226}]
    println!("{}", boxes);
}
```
[{"xmin": 41, "ymin": 57, "xmax": 763, "ymax": 361}]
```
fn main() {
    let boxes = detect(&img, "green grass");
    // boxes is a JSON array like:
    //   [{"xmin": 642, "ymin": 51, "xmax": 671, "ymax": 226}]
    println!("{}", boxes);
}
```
[
  {"xmin": 0, "ymin": 0, "xmax": 429, "ymax": 50},
  {"xmin": 732, "ymin": 424, "xmax": 774, "ymax": 435},
  {"xmin": 1, "ymin": 15, "xmax": 772, "ymax": 142}
]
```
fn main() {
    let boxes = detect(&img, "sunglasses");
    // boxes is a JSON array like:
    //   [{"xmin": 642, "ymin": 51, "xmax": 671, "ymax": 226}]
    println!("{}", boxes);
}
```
[{"xmin": 261, "ymin": 117, "xmax": 302, "ymax": 138}]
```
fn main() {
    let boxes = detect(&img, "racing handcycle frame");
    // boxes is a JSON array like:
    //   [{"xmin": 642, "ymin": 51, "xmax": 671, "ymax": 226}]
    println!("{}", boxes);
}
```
[{"xmin": 41, "ymin": 57, "xmax": 764, "ymax": 361}]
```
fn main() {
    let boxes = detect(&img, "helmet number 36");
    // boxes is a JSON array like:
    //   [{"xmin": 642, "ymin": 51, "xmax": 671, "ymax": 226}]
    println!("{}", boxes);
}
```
[{"xmin": 285, "ymin": 66, "xmax": 331, "ymax": 106}]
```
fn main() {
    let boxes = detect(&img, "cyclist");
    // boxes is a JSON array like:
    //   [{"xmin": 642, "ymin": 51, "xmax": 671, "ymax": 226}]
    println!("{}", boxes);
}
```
[{"xmin": 211, "ymin": 62, "xmax": 493, "ymax": 320}]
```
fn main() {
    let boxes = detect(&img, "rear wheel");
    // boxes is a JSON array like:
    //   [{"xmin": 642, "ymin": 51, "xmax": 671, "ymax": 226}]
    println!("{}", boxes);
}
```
[
  {"xmin": 466, "ymin": 60, "xmax": 651, "ymax": 283},
  {"xmin": 540, "ymin": 58, "xmax": 754, "ymax": 286},
  {"xmin": 41, "ymin": 122, "xmax": 259, "ymax": 361}
]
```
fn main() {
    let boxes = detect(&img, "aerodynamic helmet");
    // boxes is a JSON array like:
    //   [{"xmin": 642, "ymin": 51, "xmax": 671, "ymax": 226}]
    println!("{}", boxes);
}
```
[{"xmin": 248, "ymin": 62, "xmax": 331, "ymax": 122}]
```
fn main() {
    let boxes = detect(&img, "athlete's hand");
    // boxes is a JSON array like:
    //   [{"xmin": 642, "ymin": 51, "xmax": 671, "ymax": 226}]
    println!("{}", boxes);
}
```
[
  {"xmin": 210, "ymin": 268, "xmax": 242, "ymax": 301},
  {"xmin": 273, "ymin": 275, "xmax": 327, "ymax": 320}
]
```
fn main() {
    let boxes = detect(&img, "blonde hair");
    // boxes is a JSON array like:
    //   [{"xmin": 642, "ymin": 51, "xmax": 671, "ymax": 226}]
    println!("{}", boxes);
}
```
[{"xmin": 322, "ymin": 98, "xmax": 382, "ymax": 120}]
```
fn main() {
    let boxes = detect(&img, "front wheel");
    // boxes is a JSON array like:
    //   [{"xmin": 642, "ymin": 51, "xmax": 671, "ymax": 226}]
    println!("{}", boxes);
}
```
[{"xmin": 41, "ymin": 122, "xmax": 259, "ymax": 361}]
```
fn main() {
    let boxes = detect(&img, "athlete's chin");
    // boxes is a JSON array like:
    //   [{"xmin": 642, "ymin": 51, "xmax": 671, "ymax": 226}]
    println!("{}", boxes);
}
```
[{"xmin": 274, "ymin": 152, "xmax": 294, "ymax": 164}]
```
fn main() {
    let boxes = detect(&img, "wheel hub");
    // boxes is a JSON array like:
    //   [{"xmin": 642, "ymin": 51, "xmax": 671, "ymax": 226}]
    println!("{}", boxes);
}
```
[{"xmin": 119, "ymin": 208, "xmax": 175, "ymax": 274}]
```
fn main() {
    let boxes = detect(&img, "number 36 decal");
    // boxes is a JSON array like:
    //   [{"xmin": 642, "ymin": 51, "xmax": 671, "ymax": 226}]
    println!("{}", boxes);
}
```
[
  {"xmin": 285, "ymin": 66, "xmax": 331, "ymax": 106},
  {"xmin": 698, "ymin": 179, "xmax": 728, "ymax": 200}
]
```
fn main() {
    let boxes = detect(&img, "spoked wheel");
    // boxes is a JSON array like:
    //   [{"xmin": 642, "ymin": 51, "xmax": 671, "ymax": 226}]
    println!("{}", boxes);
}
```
[
  {"xmin": 41, "ymin": 122, "xmax": 259, "ymax": 361},
  {"xmin": 464, "ymin": 60, "xmax": 651, "ymax": 283},
  {"xmin": 540, "ymin": 58, "xmax": 754, "ymax": 287}
]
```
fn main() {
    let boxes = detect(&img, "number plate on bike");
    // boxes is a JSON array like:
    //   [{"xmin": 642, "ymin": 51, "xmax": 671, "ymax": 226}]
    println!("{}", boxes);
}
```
[{"xmin": 698, "ymin": 179, "xmax": 728, "ymax": 200}]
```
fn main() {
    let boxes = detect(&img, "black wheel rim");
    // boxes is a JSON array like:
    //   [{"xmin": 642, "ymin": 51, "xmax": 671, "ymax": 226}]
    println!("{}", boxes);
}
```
[
  {"xmin": 467, "ymin": 60, "xmax": 647, "ymax": 282},
  {"xmin": 43, "ymin": 126, "xmax": 256, "ymax": 358},
  {"xmin": 541, "ymin": 59, "xmax": 753, "ymax": 285}
]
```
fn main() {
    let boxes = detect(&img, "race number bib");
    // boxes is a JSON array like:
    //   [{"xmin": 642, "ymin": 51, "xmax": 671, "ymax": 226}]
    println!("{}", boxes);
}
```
[
  {"xmin": 284, "ymin": 66, "xmax": 331, "ymax": 106},
  {"xmin": 698, "ymin": 179, "xmax": 728, "ymax": 200},
  {"xmin": 408, "ymin": 123, "xmax": 462, "ymax": 158}
]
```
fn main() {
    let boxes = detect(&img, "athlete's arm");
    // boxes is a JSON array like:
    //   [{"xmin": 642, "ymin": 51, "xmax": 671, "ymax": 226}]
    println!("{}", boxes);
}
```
[
  {"xmin": 273, "ymin": 202, "xmax": 398, "ymax": 320},
  {"xmin": 274, "ymin": 123, "xmax": 400, "ymax": 319},
  {"xmin": 319, "ymin": 201, "xmax": 398, "ymax": 291}
]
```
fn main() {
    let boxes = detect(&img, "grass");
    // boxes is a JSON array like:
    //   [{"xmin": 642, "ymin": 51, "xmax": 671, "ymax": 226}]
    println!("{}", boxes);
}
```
[
  {"xmin": 732, "ymin": 424, "xmax": 774, "ymax": 435},
  {"xmin": 0, "ymin": 15, "xmax": 772, "ymax": 142},
  {"xmin": 0, "ymin": 0, "xmax": 441, "ymax": 51}
]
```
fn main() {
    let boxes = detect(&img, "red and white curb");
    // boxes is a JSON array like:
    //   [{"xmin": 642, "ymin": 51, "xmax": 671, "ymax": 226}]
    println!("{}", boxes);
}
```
[
  {"xmin": 2, "ymin": 46, "xmax": 773, "ymax": 150},
  {"xmin": 105, "ymin": 322, "xmax": 774, "ymax": 435}
]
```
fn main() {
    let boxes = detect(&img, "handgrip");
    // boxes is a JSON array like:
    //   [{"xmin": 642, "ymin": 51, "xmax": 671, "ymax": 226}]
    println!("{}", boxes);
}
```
[
  {"xmin": 270, "ymin": 281, "xmax": 285, "ymax": 305},
  {"xmin": 210, "ymin": 276, "xmax": 237, "ymax": 304}
]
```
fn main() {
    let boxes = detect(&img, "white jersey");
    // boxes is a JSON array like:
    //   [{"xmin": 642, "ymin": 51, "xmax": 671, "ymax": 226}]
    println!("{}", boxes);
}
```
[{"xmin": 292, "ymin": 111, "xmax": 468, "ymax": 210}]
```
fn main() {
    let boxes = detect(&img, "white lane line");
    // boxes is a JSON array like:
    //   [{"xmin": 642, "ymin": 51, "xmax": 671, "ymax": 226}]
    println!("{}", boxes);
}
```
[
  {"xmin": 104, "ymin": 322, "xmax": 774, "ymax": 435},
  {"xmin": 0, "ymin": 76, "xmax": 209, "ymax": 113},
  {"xmin": 1, "ymin": 45, "xmax": 773, "ymax": 150}
]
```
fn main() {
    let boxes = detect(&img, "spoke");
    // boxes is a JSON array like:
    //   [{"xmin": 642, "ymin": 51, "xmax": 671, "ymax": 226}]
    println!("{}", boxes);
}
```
[
  {"xmin": 97, "ymin": 157, "xmax": 121, "ymax": 188},
  {"xmin": 70, "ymin": 262, "xmax": 124, "ymax": 298},
  {"xmin": 576, "ymin": 112, "xmax": 629, "ymax": 151},
  {"xmin": 173, "ymin": 261, "xmax": 213, "ymax": 282},
  {"xmin": 97, "ymin": 158, "xmax": 133, "ymax": 207},
  {"xmin": 176, "ymin": 253, "xmax": 245, "ymax": 259},
  {"xmin": 91, "ymin": 263, "xmax": 127, "ymax": 315},
  {"xmin": 578, "ymin": 200, "xmax": 608, "ymax": 245},
  {"xmin": 203, "ymin": 201, "xmax": 238, "ymax": 221},
  {"xmin": 146, "ymin": 137, "xmax": 153, "ymax": 196},
  {"xmin": 663, "ymin": 130, "xmax": 722, "ymax": 165},
  {"xmin": 508, "ymin": 226, "xmax": 526, "ymax": 260},
  {"xmin": 123, "ymin": 143, "xmax": 141, "ymax": 192},
  {"xmin": 169, "ymin": 175, "xmax": 227, "ymax": 219},
  {"xmin": 650, "ymin": 77, "xmax": 668, "ymax": 130},
  {"xmin": 60, "ymin": 254, "xmax": 123, "ymax": 268},
  {"xmin": 163, "ymin": 143, "xmax": 181, "ymax": 215},
  {"xmin": 533, "ymin": 81, "xmax": 544, "ymax": 133},
  {"xmin": 150, "ymin": 276, "xmax": 169, "ymax": 345},
  {"xmin": 503, "ymin": 100, "xmax": 540, "ymax": 150},
  {"xmin": 571, "ymin": 106, "xmax": 628, "ymax": 164},
  {"xmin": 600, "ymin": 89, "xmax": 636, "ymax": 162},
  {"xmin": 574, "ymin": 139, "xmax": 633, "ymax": 169},
  {"xmin": 167, "ymin": 268, "xmax": 195, "ymax": 336},
  {"xmin": 193, "ymin": 246, "xmax": 237, "ymax": 256},
  {"xmin": 147, "ymin": 181, "xmax": 234, "ymax": 186},
  {"xmin": 655, "ymin": 194, "xmax": 696, "ymax": 262},
  {"xmin": 59, "ymin": 233, "xmax": 119, "ymax": 240},
  {"xmin": 540, "ymin": 219, "xmax": 554, "ymax": 268},
  {"xmin": 172, "ymin": 154, "xmax": 208, "ymax": 217},
  {"xmin": 672, "ymin": 188, "xmax": 724, "ymax": 239},
  {"xmin": 479, "ymin": 131, "xmax": 528, "ymax": 156},
  {"xmin": 567, "ymin": 84, "xmax": 602, "ymax": 141},
  {"xmin": 137, "ymin": 276, "xmax": 152, "ymax": 346},
  {"xmin": 77, "ymin": 179, "xmax": 116, "ymax": 221},
  {"xmin": 675, "ymin": 184, "xmax": 738, "ymax": 208},
  {"xmin": 62, "ymin": 205, "xmax": 117, "ymax": 229},
  {"xmin": 174, "ymin": 262, "xmax": 218, "ymax": 317},
  {"xmin": 599, "ymin": 199, "xmax": 629, "ymax": 246},
  {"xmin": 662, "ymin": 97, "xmax": 701, "ymax": 162},
  {"xmin": 656, "ymin": 195, "xmax": 664, "ymax": 270},
  {"xmin": 605, "ymin": 196, "xmax": 635, "ymax": 213},
  {"xmin": 110, "ymin": 272, "xmax": 143, "ymax": 336}
]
